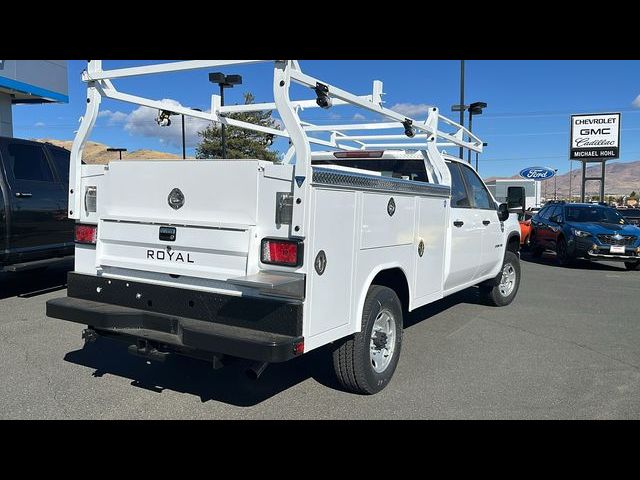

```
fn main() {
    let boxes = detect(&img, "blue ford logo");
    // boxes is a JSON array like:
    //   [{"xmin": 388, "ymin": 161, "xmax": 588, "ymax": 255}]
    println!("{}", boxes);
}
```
[{"xmin": 519, "ymin": 166, "xmax": 555, "ymax": 181}]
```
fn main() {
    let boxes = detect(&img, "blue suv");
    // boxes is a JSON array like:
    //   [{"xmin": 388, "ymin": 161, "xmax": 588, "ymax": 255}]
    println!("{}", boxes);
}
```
[{"xmin": 530, "ymin": 202, "xmax": 640, "ymax": 270}]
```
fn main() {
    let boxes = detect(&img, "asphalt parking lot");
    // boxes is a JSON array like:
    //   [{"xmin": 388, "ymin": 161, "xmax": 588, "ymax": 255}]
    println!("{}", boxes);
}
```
[{"xmin": 1, "ymin": 253, "xmax": 639, "ymax": 419}]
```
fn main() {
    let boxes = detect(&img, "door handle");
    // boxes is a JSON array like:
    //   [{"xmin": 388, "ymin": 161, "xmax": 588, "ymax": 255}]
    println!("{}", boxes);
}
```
[
  {"xmin": 483, "ymin": 220, "xmax": 491, "ymax": 226},
  {"xmin": 15, "ymin": 192, "xmax": 33, "ymax": 198},
  {"xmin": 453, "ymin": 220, "xmax": 464, "ymax": 227}
]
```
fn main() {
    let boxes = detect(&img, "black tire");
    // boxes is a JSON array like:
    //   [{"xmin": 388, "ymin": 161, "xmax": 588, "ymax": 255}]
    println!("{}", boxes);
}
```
[
  {"xmin": 530, "ymin": 232, "xmax": 543, "ymax": 257},
  {"xmin": 480, "ymin": 251, "xmax": 521, "ymax": 307},
  {"xmin": 556, "ymin": 237, "xmax": 574, "ymax": 267},
  {"xmin": 521, "ymin": 235, "xmax": 531, "ymax": 251},
  {"xmin": 624, "ymin": 261, "xmax": 640, "ymax": 271},
  {"xmin": 332, "ymin": 285, "xmax": 403, "ymax": 395}
]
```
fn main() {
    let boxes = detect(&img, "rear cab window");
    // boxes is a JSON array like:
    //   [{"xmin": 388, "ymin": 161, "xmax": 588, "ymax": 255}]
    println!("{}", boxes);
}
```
[{"xmin": 48, "ymin": 147, "xmax": 70, "ymax": 183}]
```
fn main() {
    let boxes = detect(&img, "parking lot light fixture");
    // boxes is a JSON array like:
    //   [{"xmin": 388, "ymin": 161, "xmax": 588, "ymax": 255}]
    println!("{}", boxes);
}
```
[{"xmin": 209, "ymin": 72, "xmax": 243, "ymax": 159}]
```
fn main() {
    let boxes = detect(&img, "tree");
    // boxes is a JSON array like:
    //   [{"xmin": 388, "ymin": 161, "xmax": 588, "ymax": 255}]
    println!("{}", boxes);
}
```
[{"xmin": 196, "ymin": 92, "xmax": 280, "ymax": 162}]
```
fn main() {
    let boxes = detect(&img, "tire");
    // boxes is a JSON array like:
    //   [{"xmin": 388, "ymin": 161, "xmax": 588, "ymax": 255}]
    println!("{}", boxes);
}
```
[
  {"xmin": 522, "ymin": 235, "xmax": 531, "ymax": 251},
  {"xmin": 480, "ymin": 251, "xmax": 521, "ymax": 307},
  {"xmin": 556, "ymin": 237, "xmax": 574, "ymax": 267},
  {"xmin": 530, "ymin": 232, "xmax": 543, "ymax": 257},
  {"xmin": 624, "ymin": 261, "xmax": 640, "ymax": 271},
  {"xmin": 332, "ymin": 285, "xmax": 403, "ymax": 395}
]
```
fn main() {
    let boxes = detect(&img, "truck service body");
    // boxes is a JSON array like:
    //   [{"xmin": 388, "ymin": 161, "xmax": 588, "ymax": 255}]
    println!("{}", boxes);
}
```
[{"xmin": 47, "ymin": 60, "xmax": 521, "ymax": 394}]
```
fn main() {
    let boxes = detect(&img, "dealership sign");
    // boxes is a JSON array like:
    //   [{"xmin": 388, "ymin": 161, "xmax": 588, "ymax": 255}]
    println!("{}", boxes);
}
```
[
  {"xmin": 570, "ymin": 112, "xmax": 620, "ymax": 160},
  {"xmin": 519, "ymin": 166, "xmax": 556, "ymax": 181}
]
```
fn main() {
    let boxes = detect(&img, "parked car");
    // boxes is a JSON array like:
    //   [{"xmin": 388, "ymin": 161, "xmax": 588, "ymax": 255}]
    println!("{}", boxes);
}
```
[
  {"xmin": 518, "ymin": 211, "xmax": 533, "ymax": 249},
  {"xmin": 0, "ymin": 137, "xmax": 74, "ymax": 272},
  {"xmin": 530, "ymin": 201, "xmax": 640, "ymax": 270},
  {"xmin": 617, "ymin": 208, "xmax": 640, "ymax": 226}
]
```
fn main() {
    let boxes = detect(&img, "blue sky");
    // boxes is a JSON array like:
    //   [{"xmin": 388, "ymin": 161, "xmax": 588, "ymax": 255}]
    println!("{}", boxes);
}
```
[{"xmin": 11, "ymin": 60, "xmax": 640, "ymax": 179}]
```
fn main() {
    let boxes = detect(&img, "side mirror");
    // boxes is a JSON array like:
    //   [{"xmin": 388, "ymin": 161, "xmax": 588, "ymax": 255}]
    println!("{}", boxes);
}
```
[{"xmin": 498, "ymin": 203, "xmax": 509, "ymax": 222}]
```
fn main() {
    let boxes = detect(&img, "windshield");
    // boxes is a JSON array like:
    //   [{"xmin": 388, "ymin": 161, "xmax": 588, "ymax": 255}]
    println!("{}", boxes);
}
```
[{"xmin": 565, "ymin": 206, "xmax": 628, "ymax": 225}]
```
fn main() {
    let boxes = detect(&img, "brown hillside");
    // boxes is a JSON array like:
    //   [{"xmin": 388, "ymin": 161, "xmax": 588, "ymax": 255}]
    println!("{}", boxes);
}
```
[
  {"xmin": 35, "ymin": 139, "xmax": 184, "ymax": 164},
  {"xmin": 484, "ymin": 160, "xmax": 640, "ymax": 197}
]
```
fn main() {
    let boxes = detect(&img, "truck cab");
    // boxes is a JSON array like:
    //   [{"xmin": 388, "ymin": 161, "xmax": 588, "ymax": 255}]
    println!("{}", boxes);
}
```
[{"xmin": 0, "ymin": 137, "xmax": 74, "ymax": 272}]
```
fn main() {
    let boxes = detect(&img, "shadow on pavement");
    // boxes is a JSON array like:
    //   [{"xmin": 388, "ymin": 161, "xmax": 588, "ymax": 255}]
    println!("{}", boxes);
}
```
[
  {"xmin": 0, "ymin": 259, "xmax": 73, "ymax": 300},
  {"xmin": 519, "ymin": 250, "xmax": 629, "ymax": 272},
  {"xmin": 64, "ymin": 336, "xmax": 341, "ymax": 407},
  {"xmin": 63, "ymin": 284, "xmax": 486, "ymax": 406}
]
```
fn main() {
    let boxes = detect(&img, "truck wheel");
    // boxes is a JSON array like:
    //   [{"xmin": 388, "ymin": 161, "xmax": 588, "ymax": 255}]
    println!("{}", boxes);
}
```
[
  {"xmin": 332, "ymin": 285, "xmax": 403, "ymax": 395},
  {"xmin": 556, "ymin": 237, "xmax": 574, "ymax": 267},
  {"xmin": 624, "ymin": 261, "xmax": 640, "ymax": 271},
  {"xmin": 480, "ymin": 251, "xmax": 521, "ymax": 307},
  {"xmin": 530, "ymin": 233, "xmax": 543, "ymax": 257}
]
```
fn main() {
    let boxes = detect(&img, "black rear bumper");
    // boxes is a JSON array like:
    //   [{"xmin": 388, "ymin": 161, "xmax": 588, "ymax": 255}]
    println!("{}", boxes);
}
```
[{"xmin": 46, "ymin": 273, "xmax": 304, "ymax": 363}]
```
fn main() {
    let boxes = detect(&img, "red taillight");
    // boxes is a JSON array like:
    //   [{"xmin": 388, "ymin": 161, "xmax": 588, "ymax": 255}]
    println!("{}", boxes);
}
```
[
  {"xmin": 333, "ymin": 150, "xmax": 384, "ymax": 158},
  {"xmin": 261, "ymin": 238, "xmax": 303, "ymax": 267},
  {"xmin": 293, "ymin": 341, "xmax": 304, "ymax": 356},
  {"xmin": 75, "ymin": 224, "xmax": 97, "ymax": 244}
]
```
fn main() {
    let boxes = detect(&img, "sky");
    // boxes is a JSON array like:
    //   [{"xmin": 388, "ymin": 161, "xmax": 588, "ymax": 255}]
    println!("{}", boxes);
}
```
[{"xmin": 10, "ymin": 60, "xmax": 640, "ymax": 179}]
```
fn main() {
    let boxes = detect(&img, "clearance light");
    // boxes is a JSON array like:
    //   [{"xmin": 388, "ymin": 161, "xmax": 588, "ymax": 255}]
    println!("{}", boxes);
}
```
[
  {"xmin": 333, "ymin": 150, "xmax": 384, "ymax": 159},
  {"xmin": 261, "ymin": 238, "xmax": 303, "ymax": 267},
  {"xmin": 75, "ymin": 224, "xmax": 97, "ymax": 245}
]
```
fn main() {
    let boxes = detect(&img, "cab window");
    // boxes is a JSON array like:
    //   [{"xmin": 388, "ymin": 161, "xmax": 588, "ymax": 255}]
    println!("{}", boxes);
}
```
[
  {"xmin": 446, "ymin": 162, "xmax": 470, "ymax": 208},
  {"xmin": 459, "ymin": 163, "xmax": 493, "ymax": 210}
]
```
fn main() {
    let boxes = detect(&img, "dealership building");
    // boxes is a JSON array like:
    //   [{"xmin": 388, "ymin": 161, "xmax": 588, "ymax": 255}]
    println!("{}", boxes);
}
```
[{"xmin": 0, "ymin": 60, "xmax": 68, "ymax": 137}]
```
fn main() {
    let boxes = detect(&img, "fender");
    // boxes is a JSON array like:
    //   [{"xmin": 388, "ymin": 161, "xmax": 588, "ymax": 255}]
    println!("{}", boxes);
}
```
[{"xmin": 354, "ymin": 262, "xmax": 412, "ymax": 332}]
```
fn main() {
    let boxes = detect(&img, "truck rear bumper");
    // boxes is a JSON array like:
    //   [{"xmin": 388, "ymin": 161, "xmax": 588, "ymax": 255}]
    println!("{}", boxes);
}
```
[{"xmin": 46, "ymin": 272, "xmax": 304, "ymax": 363}]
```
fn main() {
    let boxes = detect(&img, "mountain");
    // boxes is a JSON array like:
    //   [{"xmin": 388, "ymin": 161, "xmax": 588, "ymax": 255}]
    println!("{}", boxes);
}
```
[
  {"xmin": 484, "ymin": 160, "xmax": 640, "ymax": 197},
  {"xmin": 35, "ymin": 139, "xmax": 183, "ymax": 164}
]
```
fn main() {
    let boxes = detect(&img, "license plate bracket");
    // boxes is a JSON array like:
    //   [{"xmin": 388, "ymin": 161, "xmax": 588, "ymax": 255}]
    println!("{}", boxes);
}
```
[{"xmin": 610, "ymin": 245, "xmax": 625, "ymax": 254}]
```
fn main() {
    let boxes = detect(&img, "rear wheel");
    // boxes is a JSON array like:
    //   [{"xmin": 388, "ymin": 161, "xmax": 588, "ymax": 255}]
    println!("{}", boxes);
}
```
[
  {"xmin": 480, "ymin": 251, "xmax": 521, "ymax": 307},
  {"xmin": 624, "ymin": 261, "xmax": 640, "ymax": 271},
  {"xmin": 556, "ymin": 237, "xmax": 573, "ymax": 267},
  {"xmin": 332, "ymin": 285, "xmax": 403, "ymax": 395}
]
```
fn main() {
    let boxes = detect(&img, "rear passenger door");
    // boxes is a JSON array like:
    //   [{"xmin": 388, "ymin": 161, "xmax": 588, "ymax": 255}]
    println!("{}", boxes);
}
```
[
  {"xmin": 444, "ymin": 161, "xmax": 483, "ymax": 290},
  {"xmin": 0, "ymin": 139, "xmax": 69, "ymax": 254},
  {"xmin": 45, "ymin": 145, "xmax": 74, "ymax": 245},
  {"xmin": 458, "ymin": 163, "xmax": 503, "ymax": 278}
]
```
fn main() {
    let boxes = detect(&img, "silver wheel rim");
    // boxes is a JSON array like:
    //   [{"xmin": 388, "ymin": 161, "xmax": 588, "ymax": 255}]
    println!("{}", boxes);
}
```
[
  {"xmin": 499, "ymin": 263, "xmax": 516, "ymax": 297},
  {"xmin": 369, "ymin": 308, "xmax": 396, "ymax": 373}
]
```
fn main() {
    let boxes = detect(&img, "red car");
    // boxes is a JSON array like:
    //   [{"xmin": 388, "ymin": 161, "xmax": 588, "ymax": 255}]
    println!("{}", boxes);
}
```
[{"xmin": 518, "ymin": 212, "xmax": 533, "ymax": 249}]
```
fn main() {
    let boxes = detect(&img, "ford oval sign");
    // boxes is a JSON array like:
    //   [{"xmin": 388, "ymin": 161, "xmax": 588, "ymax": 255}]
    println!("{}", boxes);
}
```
[{"xmin": 519, "ymin": 166, "xmax": 556, "ymax": 181}]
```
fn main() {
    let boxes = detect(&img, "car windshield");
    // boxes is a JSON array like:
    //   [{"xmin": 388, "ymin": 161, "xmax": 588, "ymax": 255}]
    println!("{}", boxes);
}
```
[{"xmin": 565, "ymin": 206, "xmax": 627, "ymax": 225}]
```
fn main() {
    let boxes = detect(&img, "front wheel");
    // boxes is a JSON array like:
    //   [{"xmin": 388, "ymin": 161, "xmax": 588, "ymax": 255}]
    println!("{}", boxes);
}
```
[
  {"xmin": 624, "ymin": 261, "xmax": 640, "ymax": 271},
  {"xmin": 332, "ymin": 285, "xmax": 403, "ymax": 395},
  {"xmin": 480, "ymin": 251, "xmax": 521, "ymax": 307},
  {"xmin": 556, "ymin": 237, "xmax": 574, "ymax": 267}
]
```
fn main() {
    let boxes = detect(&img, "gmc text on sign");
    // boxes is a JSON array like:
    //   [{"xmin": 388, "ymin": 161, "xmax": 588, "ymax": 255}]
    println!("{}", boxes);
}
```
[{"xmin": 570, "ymin": 112, "xmax": 621, "ymax": 160}]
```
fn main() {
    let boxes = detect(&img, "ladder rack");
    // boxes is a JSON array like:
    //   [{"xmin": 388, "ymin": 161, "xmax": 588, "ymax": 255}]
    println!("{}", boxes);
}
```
[{"xmin": 70, "ymin": 60, "xmax": 485, "ymax": 238}]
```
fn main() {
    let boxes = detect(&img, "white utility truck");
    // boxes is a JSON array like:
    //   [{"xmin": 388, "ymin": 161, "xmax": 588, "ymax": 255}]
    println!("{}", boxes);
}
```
[{"xmin": 47, "ymin": 60, "xmax": 521, "ymax": 394}]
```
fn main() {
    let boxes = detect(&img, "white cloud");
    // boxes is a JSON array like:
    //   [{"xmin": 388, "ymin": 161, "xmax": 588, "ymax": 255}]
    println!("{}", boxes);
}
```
[
  {"xmin": 632, "ymin": 95, "xmax": 640, "ymax": 108},
  {"xmin": 99, "ymin": 110, "xmax": 128, "ymax": 125},
  {"xmin": 389, "ymin": 103, "xmax": 432, "ymax": 118},
  {"xmin": 34, "ymin": 122, "xmax": 46, "ymax": 127},
  {"xmin": 352, "ymin": 113, "xmax": 366, "ymax": 121},
  {"xmin": 97, "ymin": 100, "xmax": 212, "ymax": 149}
]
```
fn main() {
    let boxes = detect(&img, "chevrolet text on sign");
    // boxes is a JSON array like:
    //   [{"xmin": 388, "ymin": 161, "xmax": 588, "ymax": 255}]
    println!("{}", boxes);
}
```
[{"xmin": 570, "ymin": 112, "xmax": 620, "ymax": 160}]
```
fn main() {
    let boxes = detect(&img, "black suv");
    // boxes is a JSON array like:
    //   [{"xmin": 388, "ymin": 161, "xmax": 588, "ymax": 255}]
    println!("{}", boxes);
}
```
[
  {"xmin": 530, "ymin": 202, "xmax": 640, "ymax": 270},
  {"xmin": 0, "ymin": 137, "xmax": 74, "ymax": 272}
]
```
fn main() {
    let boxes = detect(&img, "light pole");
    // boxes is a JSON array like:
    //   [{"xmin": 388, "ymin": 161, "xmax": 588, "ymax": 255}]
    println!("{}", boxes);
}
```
[
  {"xmin": 467, "ymin": 101, "xmax": 487, "ymax": 164},
  {"xmin": 554, "ymin": 168, "xmax": 558, "ymax": 200},
  {"xmin": 451, "ymin": 60, "xmax": 466, "ymax": 159},
  {"xmin": 181, "ymin": 108, "xmax": 202, "ymax": 159},
  {"xmin": 106, "ymin": 147, "xmax": 127, "ymax": 160},
  {"xmin": 476, "ymin": 142, "xmax": 487, "ymax": 172},
  {"xmin": 209, "ymin": 72, "xmax": 243, "ymax": 159}
]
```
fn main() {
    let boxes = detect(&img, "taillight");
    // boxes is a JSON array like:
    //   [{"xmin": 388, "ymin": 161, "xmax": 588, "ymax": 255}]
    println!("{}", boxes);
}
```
[
  {"xmin": 75, "ymin": 224, "xmax": 97, "ymax": 245},
  {"xmin": 261, "ymin": 238, "xmax": 303, "ymax": 267}
]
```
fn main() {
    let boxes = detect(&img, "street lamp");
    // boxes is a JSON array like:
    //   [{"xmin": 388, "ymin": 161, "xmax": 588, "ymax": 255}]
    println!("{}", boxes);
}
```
[
  {"xmin": 181, "ymin": 108, "xmax": 202, "ymax": 159},
  {"xmin": 106, "ymin": 147, "xmax": 127, "ymax": 160},
  {"xmin": 475, "ymin": 142, "xmax": 488, "ymax": 172},
  {"xmin": 451, "ymin": 60, "xmax": 466, "ymax": 159},
  {"xmin": 467, "ymin": 101, "xmax": 487, "ymax": 164},
  {"xmin": 554, "ymin": 168, "xmax": 558, "ymax": 200},
  {"xmin": 209, "ymin": 72, "xmax": 243, "ymax": 159}
]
